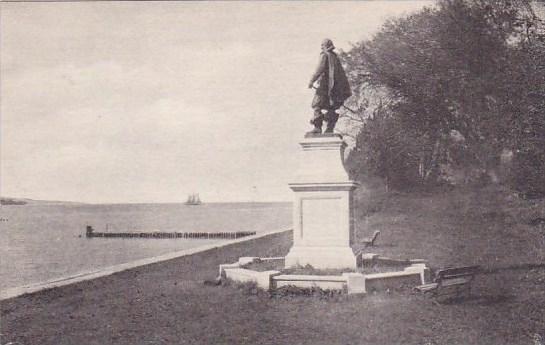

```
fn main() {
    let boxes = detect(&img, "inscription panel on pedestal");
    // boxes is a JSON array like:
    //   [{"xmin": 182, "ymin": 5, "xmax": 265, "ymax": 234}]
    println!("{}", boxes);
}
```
[{"xmin": 301, "ymin": 197, "xmax": 343, "ymax": 246}]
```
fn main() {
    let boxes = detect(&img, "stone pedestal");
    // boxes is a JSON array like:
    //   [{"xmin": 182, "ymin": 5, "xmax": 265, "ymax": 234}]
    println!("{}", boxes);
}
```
[{"xmin": 285, "ymin": 134, "xmax": 359, "ymax": 269}]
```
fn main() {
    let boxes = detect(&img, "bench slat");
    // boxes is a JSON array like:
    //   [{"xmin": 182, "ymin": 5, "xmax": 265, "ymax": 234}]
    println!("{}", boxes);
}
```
[
  {"xmin": 414, "ymin": 283, "xmax": 438, "ymax": 292},
  {"xmin": 439, "ymin": 272, "xmax": 475, "ymax": 278},
  {"xmin": 440, "ymin": 277, "xmax": 472, "ymax": 287},
  {"xmin": 436, "ymin": 266, "xmax": 479, "ymax": 277}
]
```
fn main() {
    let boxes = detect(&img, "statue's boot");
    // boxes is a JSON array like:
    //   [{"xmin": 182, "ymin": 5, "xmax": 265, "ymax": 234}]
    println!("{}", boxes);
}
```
[
  {"xmin": 307, "ymin": 110, "xmax": 323, "ymax": 135},
  {"xmin": 307, "ymin": 124, "xmax": 322, "ymax": 135},
  {"xmin": 324, "ymin": 110, "xmax": 339, "ymax": 133}
]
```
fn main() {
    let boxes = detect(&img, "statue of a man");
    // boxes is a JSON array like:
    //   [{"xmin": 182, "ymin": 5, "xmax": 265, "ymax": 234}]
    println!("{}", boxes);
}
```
[{"xmin": 307, "ymin": 39, "xmax": 352, "ymax": 135}]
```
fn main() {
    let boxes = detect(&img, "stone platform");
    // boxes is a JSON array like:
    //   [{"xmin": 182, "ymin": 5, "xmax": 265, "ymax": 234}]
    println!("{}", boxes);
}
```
[{"xmin": 219, "ymin": 255, "xmax": 430, "ymax": 295}]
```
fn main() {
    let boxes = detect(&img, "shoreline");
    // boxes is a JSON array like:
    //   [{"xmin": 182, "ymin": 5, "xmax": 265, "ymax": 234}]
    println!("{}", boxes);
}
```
[{"xmin": 0, "ymin": 227, "xmax": 291, "ymax": 301}]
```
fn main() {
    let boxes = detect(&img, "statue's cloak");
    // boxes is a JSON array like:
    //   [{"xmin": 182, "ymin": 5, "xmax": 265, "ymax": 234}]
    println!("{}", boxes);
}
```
[
  {"xmin": 310, "ymin": 51, "xmax": 352, "ymax": 108},
  {"xmin": 325, "ymin": 51, "xmax": 352, "ymax": 105}
]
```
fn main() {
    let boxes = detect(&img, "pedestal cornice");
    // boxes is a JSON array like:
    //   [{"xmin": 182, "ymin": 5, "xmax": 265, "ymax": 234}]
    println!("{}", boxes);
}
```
[
  {"xmin": 299, "ymin": 135, "xmax": 346, "ymax": 151},
  {"xmin": 288, "ymin": 181, "xmax": 359, "ymax": 192}
]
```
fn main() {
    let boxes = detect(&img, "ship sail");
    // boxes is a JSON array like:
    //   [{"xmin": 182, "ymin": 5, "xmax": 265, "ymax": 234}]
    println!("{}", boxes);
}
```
[{"xmin": 185, "ymin": 193, "xmax": 202, "ymax": 205}]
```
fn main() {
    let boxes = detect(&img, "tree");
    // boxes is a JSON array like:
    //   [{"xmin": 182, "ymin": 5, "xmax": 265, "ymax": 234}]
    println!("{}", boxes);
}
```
[
  {"xmin": 507, "ymin": 23, "xmax": 545, "ymax": 198},
  {"xmin": 342, "ymin": 0, "xmax": 544, "ymax": 194}
]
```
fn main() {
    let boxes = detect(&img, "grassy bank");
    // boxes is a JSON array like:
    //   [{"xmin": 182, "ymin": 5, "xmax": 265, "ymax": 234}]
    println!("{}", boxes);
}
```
[{"xmin": 1, "ymin": 184, "xmax": 544, "ymax": 345}]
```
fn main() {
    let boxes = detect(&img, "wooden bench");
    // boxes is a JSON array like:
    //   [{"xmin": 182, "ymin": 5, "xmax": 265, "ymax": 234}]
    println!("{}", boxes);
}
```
[
  {"xmin": 414, "ymin": 265, "xmax": 480, "ymax": 300},
  {"xmin": 362, "ymin": 230, "xmax": 380, "ymax": 247}
]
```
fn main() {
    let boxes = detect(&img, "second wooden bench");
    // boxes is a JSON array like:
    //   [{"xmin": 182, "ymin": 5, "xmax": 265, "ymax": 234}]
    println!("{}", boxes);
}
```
[{"xmin": 414, "ymin": 265, "xmax": 480, "ymax": 300}]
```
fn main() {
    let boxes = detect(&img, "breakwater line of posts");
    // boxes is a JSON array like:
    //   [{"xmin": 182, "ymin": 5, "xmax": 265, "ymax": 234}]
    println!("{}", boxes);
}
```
[{"xmin": 85, "ymin": 226, "xmax": 256, "ymax": 239}]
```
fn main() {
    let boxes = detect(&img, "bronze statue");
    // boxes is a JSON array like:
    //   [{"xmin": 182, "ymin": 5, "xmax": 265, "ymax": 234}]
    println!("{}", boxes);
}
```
[{"xmin": 307, "ymin": 39, "xmax": 352, "ymax": 135}]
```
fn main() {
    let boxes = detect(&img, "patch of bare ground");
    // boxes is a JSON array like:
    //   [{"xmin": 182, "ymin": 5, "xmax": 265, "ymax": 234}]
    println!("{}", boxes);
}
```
[{"xmin": 1, "ymin": 184, "xmax": 544, "ymax": 345}]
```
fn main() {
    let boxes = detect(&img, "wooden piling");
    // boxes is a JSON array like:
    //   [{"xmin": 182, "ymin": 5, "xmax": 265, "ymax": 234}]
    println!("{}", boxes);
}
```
[{"xmin": 84, "ymin": 227, "xmax": 256, "ymax": 240}]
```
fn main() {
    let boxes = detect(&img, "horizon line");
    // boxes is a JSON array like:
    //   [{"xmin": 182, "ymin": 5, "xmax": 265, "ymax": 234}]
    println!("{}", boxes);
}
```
[{"xmin": 0, "ymin": 196, "xmax": 292, "ymax": 205}]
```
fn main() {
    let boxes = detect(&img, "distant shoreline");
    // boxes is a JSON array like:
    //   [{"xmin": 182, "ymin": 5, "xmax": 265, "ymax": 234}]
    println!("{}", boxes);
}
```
[{"xmin": 1, "ymin": 197, "xmax": 86, "ymax": 206}]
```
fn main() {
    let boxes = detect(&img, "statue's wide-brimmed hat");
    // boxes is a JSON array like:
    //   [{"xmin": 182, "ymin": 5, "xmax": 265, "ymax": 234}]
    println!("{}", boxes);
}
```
[{"xmin": 321, "ymin": 38, "xmax": 335, "ymax": 51}]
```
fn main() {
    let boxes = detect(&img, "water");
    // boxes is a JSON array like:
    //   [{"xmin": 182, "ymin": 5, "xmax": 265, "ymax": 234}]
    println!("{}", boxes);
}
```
[{"xmin": 0, "ymin": 202, "xmax": 291, "ymax": 291}]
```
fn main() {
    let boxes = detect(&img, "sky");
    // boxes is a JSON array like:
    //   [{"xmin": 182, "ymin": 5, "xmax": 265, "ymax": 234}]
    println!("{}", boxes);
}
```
[{"xmin": 1, "ymin": 1, "xmax": 431, "ymax": 203}]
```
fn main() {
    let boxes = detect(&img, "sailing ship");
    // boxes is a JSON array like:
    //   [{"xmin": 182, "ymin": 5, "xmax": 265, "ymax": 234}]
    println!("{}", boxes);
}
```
[{"xmin": 185, "ymin": 193, "xmax": 202, "ymax": 205}]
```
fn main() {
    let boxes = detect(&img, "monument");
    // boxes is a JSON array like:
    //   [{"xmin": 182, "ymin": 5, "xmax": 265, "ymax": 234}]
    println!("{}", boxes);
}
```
[
  {"xmin": 285, "ymin": 39, "xmax": 359, "ymax": 269},
  {"xmin": 307, "ymin": 38, "xmax": 352, "ymax": 135},
  {"xmin": 220, "ymin": 39, "xmax": 429, "ymax": 286}
]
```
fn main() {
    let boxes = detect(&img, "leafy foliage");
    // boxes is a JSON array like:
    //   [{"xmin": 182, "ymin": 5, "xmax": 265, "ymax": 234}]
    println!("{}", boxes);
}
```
[{"xmin": 341, "ymin": 0, "xmax": 545, "ymax": 195}]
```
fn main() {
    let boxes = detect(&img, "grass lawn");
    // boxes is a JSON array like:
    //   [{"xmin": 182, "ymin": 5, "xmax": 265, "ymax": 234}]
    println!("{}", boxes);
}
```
[{"xmin": 1, "ymin": 184, "xmax": 544, "ymax": 345}]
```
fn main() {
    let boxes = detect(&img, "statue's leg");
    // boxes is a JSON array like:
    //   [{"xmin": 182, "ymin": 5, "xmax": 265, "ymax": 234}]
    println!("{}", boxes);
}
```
[
  {"xmin": 308, "ymin": 108, "xmax": 323, "ymax": 134},
  {"xmin": 324, "ymin": 109, "xmax": 339, "ymax": 133},
  {"xmin": 309, "ymin": 93, "xmax": 327, "ymax": 134}
]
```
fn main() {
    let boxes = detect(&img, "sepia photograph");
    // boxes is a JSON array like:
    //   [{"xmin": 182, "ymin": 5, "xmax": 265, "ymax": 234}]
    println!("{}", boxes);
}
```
[{"xmin": 1, "ymin": 1, "xmax": 544, "ymax": 344}]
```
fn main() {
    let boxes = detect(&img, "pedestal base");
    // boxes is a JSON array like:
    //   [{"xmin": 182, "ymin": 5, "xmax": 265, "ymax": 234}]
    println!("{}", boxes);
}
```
[
  {"xmin": 286, "ymin": 134, "xmax": 359, "ymax": 270},
  {"xmin": 285, "ymin": 246, "xmax": 357, "ymax": 269}
]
